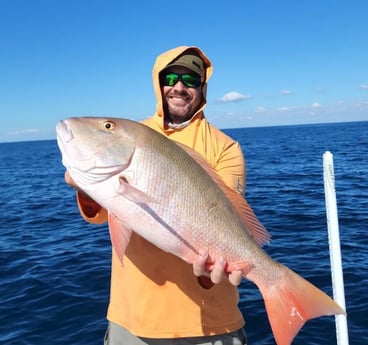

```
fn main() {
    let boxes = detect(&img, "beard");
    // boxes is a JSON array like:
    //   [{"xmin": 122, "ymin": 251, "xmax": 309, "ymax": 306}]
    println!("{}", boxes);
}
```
[
  {"xmin": 165, "ymin": 104, "xmax": 194, "ymax": 123},
  {"xmin": 163, "ymin": 91, "xmax": 203, "ymax": 124}
]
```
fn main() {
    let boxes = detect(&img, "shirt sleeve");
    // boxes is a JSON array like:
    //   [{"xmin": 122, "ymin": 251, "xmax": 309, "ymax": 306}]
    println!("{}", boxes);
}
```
[
  {"xmin": 76, "ymin": 190, "xmax": 108, "ymax": 224},
  {"xmin": 215, "ymin": 141, "xmax": 246, "ymax": 196}
]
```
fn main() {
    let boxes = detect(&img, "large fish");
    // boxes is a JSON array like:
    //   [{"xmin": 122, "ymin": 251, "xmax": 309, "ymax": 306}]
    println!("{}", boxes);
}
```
[{"xmin": 56, "ymin": 117, "xmax": 345, "ymax": 345}]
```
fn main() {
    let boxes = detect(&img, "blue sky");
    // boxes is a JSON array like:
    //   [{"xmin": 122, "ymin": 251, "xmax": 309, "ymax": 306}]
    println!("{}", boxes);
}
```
[{"xmin": 1, "ymin": 0, "xmax": 367, "ymax": 142}]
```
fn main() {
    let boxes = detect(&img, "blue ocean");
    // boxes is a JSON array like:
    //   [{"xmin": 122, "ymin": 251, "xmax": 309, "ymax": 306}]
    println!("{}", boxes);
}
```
[{"xmin": 1, "ymin": 121, "xmax": 367, "ymax": 344}]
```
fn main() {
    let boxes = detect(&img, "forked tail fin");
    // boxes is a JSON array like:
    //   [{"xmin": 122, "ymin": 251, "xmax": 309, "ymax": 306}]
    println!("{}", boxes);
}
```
[{"xmin": 259, "ymin": 266, "xmax": 345, "ymax": 345}]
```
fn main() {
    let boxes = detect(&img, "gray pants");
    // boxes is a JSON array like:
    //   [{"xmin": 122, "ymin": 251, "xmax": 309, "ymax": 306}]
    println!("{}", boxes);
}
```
[{"xmin": 104, "ymin": 322, "xmax": 247, "ymax": 345}]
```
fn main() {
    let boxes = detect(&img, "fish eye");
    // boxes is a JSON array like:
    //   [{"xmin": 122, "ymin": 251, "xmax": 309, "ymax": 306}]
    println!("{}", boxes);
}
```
[{"xmin": 103, "ymin": 121, "xmax": 115, "ymax": 130}]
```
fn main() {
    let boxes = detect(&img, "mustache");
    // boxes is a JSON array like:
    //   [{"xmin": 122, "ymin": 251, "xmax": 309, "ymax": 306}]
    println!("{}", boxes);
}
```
[{"xmin": 168, "ymin": 89, "xmax": 190, "ymax": 97}]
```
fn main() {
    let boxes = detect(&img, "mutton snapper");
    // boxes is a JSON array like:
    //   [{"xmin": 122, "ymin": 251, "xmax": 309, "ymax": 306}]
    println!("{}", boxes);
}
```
[{"xmin": 56, "ymin": 117, "xmax": 345, "ymax": 345}]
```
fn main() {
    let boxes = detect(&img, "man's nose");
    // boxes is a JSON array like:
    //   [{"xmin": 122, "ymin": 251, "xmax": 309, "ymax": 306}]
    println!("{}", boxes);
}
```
[{"xmin": 172, "ymin": 80, "xmax": 186, "ymax": 91}]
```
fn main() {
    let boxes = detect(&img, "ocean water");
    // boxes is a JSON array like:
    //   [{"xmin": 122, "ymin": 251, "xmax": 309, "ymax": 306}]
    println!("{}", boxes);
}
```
[{"xmin": 1, "ymin": 121, "xmax": 367, "ymax": 344}]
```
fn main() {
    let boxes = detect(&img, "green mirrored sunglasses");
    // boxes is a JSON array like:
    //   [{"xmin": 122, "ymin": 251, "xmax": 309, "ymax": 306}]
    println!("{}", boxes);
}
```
[{"xmin": 161, "ymin": 72, "xmax": 202, "ymax": 88}]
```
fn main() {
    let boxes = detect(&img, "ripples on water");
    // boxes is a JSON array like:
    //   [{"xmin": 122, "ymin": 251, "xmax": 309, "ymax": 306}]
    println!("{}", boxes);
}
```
[
  {"xmin": 0, "ymin": 141, "xmax": 111, "ymax": 344},
  {"xmin": 1, "ymin": 121, "xmax": 367, "ymax": 344}
]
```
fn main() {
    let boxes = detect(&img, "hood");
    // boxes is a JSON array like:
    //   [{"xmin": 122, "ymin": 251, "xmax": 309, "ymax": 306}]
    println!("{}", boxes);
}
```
[{"xmin": 152, "ymin": 46, "xmax": 213, "ymax": 126}]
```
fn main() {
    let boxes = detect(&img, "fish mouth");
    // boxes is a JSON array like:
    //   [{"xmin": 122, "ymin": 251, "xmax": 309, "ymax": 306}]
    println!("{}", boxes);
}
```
[
  {"xmin": 56, "ymin": 118, "xmax": 91, "ymax": 171},
  {"xmin": 56, "ymin": 118, "xmax": 127, "ymax": 186},
  {"xmin": 56, "ymin": 119, "xmax": 77, "ymax": 169},
  {"xmin": 56, "ymin": 119, "xmax": 74, "ymax": 144}
]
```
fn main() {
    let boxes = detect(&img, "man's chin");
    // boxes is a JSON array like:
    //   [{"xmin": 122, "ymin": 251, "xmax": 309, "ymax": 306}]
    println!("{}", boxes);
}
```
[{"xmin": 167, "ymin": 108, "xmax": 192, "ymax": 122}]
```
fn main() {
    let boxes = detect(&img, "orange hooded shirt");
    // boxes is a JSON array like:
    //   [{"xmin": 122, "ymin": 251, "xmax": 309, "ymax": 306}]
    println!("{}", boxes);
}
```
[{"xmin": 76, "ymin": 46, "xmax": 246, "ymax": 338}]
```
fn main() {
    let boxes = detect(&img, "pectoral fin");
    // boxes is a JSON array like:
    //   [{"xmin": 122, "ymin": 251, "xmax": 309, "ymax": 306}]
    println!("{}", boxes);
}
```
[
  {"xmin": 118, "ymin": 176, "xmax": 156, "ymax": 204},
  {"xmin": 108, "ymin": 212, "xmax": 133, "ymax": 264}
]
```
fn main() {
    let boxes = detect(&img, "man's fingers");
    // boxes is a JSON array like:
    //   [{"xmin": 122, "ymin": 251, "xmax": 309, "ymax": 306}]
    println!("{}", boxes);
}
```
[
  {"xmin": 210, "ymin": 256, "xmax": 226, "ymax": 284},
  {"xmin": 193, "ymin": 252, "xmax": 243, "ymax": 286},
  {"xmin": 65, "ymin": 171, "xmax": 76, "ymax": 187},
  {"xmin": 229, "ymin": 270, "xmax": 243, "ymax": 286},
  {"xmin": 193, "ymin": 250, "xmax": 209, "ymax": 277}
]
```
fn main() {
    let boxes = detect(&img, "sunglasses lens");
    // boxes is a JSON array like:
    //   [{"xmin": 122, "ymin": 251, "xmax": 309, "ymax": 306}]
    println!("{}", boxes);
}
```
[
  {"xmin": 163, "ymin": 73, "xmax": 179, "ymax": 86},
  {"xmin": 182, "ymin": 74, "xmax": 201, "ymax": 88}
]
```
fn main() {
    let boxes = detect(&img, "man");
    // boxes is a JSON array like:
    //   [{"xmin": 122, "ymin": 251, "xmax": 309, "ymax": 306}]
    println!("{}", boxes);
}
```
[{"xmin": 67, "ymin": 46, "xmax": 247, "ymax": 344}]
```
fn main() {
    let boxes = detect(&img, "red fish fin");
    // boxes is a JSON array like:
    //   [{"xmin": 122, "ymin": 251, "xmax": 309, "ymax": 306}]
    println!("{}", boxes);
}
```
[
  {"xmin": 259, "ymin": 267, "xmax": 345, "ymax": 345},
  {"xmin": 108, "ymin": 212, "xmax": 132, "ymax": 264},
  {"xmin": 118, "ymin": 176, "xmax": 156, "ymax": 204},
  {"xmin": 176, "ymin": 142, "xmax": 270, "ymax": 246},
  {"xmin": 227, "ymin": 261, "xmax": 255, "ymax": 275},
  {"xmin": 222, "ymin": 187, "xmax": 271, "ymax": 246}
]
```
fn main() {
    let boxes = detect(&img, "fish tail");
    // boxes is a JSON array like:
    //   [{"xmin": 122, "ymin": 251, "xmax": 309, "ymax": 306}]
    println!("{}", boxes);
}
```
[{"xmin": 258, "ymin": 266, "xmax": 345, "ymax": 345}]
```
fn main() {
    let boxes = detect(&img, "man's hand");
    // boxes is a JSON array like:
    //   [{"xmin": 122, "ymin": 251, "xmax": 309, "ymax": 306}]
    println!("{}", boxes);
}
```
[
  {"xmin": 64, "ymin": 170, "xmax": 96, "ymax": 202},
  {"xmin": 193, "ymin": 250, "xmax": 243, "ymax": 288},
  {"xmin": 64, "ymin": 170, "xmax": 104, "ymax": 219},
  {"xmin": 64, "ymin": 171, "xmax": 78, "ymax": 189}
]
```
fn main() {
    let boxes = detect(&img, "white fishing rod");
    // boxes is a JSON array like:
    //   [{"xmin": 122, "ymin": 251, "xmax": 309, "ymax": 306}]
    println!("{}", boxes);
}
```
[{"xmin": 323, "ymin": 151, "xmax": 349, "ymax": 345}]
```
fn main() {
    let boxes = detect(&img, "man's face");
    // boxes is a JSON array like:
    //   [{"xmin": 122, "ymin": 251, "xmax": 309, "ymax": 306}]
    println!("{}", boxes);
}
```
[{"xmin": 161, "ymin": 66, "xmax": 203, "ymax": 124}]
